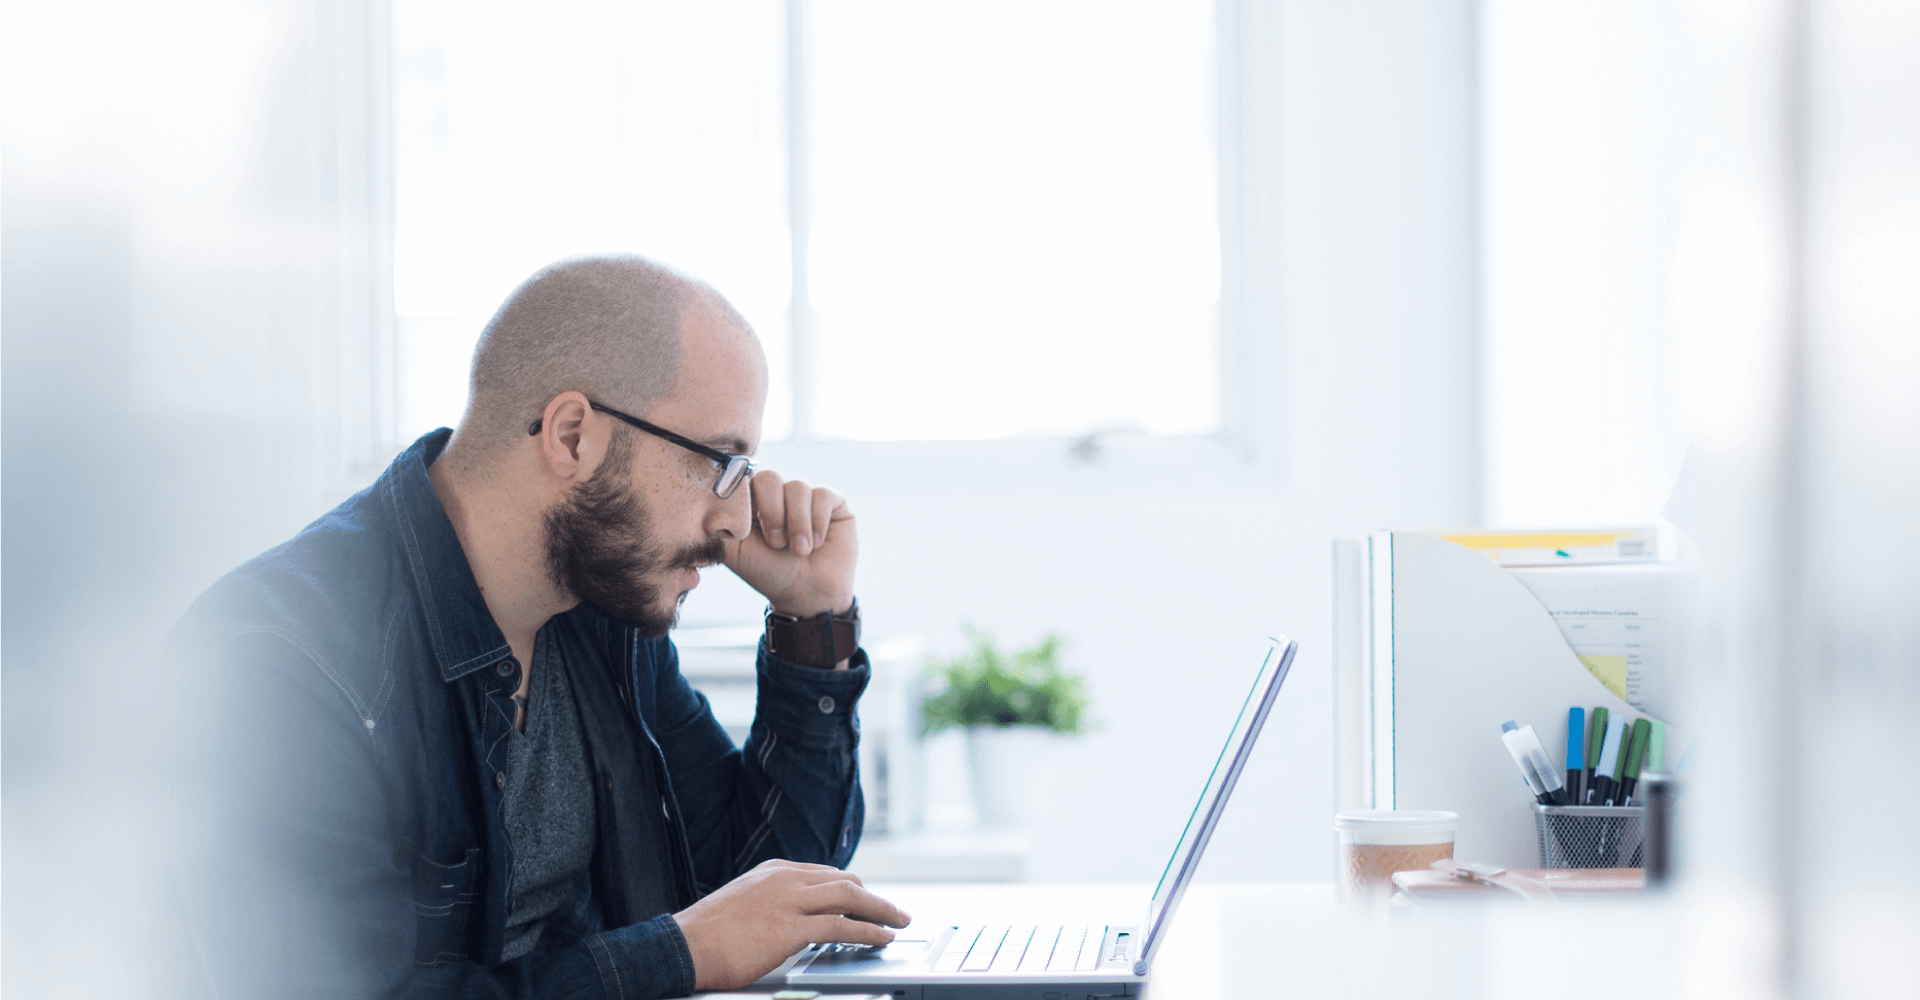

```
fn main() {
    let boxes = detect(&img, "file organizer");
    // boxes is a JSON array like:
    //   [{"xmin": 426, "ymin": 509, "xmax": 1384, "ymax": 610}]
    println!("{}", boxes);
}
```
[{"xmin": 1332, "ymin": 530, "xmax": 1690, "ymax": 869}]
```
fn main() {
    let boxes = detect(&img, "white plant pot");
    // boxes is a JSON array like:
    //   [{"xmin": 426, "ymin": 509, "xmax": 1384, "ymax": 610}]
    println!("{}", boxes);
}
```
[{"xmin": 965, "ymin": 725, "xmax": 1055, "ymax": 829}]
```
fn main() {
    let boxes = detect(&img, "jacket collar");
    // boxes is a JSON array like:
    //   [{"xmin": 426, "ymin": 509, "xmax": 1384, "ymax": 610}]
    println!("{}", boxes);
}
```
[{"xmin": 381, "ymin": 429, "xmax": 515, "ymax": 683}]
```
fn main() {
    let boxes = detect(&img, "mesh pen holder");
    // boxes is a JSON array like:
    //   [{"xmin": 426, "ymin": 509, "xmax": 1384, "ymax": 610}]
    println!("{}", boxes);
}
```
[{"xmin": 1533, "ymin": 804, "xmax": 1646, "ymax": 869}]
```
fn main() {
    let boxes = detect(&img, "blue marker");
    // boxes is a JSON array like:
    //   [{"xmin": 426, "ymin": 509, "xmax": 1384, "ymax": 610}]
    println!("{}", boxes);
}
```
[{"xmin": 1565, "ymin": 707, "xmax": 1586, "ymax": 805}]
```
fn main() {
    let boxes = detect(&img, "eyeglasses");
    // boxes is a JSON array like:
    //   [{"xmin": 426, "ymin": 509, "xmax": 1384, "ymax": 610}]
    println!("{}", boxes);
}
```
[
  {"xmin": 529, "ymin": 400, "xmax": 754, "ymax": 499},
  {"xmin": 594, "ymin": 401, "xmax": 756, "ymax": 499}
]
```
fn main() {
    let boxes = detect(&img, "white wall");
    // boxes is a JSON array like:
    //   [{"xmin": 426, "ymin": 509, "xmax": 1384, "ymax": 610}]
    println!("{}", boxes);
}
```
[
  {"xmin": 683, "ymin": 0, "xmax": 1485, "ymax": 884},
  {"xmin": 1481, "ymin": 1, "xmax": 1697, "ymax": 527}
]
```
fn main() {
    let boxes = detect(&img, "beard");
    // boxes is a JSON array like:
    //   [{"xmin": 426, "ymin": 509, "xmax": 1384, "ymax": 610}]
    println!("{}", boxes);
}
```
[{"xmin": 543, "ymin": 444, "xmax": 725, "ymax": 637}]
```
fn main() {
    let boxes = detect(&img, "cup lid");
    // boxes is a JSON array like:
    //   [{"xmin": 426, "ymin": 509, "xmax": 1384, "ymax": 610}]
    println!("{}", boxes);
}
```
[{"xmin": 1333, "ymin": 809, "xmax": 1460, "ymax": 833}]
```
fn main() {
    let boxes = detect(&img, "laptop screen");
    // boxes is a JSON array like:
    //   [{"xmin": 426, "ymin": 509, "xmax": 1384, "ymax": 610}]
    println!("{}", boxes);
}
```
[{"xmin": 1132, "ymin": 636, "xmax": 1297, "ymax": 976}]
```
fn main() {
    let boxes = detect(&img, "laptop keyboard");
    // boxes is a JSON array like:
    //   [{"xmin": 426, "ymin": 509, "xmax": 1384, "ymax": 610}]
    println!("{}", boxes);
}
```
[{"xmin": 930, "ymin": 924, "xmax": 1109, "ymax": 974}]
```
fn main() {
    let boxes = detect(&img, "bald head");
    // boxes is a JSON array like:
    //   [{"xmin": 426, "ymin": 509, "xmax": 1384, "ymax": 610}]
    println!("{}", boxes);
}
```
[{"xmin": 455, "ymin": 254, "xmax": 752, "ymax": 465}]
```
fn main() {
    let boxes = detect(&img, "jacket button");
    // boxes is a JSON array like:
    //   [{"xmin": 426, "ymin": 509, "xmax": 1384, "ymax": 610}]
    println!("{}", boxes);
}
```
[
  {"xmin": 494, "ymin": 771, "xmax": 507, "ymax": 790},
  {"xmin": 817, "ymin": 695, "xmax": 836, "ymax": 714},
  {"xmin": 495, "ymin": 657, "xmax": 518, "ymax": 678}
]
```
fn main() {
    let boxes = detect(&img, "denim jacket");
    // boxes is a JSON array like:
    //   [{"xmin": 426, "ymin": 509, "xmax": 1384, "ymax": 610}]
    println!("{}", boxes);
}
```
[{"xmin": 162, "ymin": 430, "xmax": 868, "ymax": 999}]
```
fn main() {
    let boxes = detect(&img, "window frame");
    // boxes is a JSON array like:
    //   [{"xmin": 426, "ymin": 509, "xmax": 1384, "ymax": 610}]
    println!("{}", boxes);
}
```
[{"xmin": 375, "ymin": 0, "xmax": 1281, "ymax": 487}]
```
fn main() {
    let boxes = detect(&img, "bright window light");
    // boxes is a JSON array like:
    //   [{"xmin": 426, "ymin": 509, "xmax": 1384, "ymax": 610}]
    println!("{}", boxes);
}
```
[
  {"xmin": 392, "ymin": 0, "xmax": 791, "ymax": 442},
  {"xmin": 806, "ymin": 1, "xmax": 1218, "ymax": 440},
  {"xmin": 392, "ymin": 0, "xmax": 1218, "ymax": 445}
]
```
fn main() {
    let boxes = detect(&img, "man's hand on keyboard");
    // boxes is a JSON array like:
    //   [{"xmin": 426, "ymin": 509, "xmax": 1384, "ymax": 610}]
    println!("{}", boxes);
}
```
[{"xmin": 673, "ymin": 859, "xmax": 912, "ymax": 991}]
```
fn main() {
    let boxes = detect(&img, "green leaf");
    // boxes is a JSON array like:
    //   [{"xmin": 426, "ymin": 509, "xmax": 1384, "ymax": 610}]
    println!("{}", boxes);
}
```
[{"xmin": 920, "ymin": 629, "xmax": 1089, "ymax": 736}]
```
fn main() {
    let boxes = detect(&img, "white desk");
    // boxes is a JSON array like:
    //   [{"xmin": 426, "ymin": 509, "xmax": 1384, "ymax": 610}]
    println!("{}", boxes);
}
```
[
  {"xmin": 691, "ymin": 880, "xmax": 1718, "ymax": 1000},
  {"xmin": 689, "ymin": 881, "xmax": 1554, "ymax": 1000},
  {"xmin": 869, "ymin": 881, "xmax": 1473, "ymax": 1000}
]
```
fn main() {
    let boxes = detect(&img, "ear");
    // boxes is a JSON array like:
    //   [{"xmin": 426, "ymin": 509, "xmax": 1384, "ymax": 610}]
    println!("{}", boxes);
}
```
[{"xmin": 530, "ymin": 392, "xmax": 606, "ymax": 485}]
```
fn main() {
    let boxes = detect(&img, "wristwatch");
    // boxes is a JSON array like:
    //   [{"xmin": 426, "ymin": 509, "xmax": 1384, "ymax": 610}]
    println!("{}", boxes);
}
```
[{"xmin": 765, "ymin": 599, "xmax": 861, "ymax": 669}]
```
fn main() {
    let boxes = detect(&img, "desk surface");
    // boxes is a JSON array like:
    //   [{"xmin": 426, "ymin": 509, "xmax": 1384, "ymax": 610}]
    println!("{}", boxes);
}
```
[
  {"xmin": 871, "ymin": 882, "xmax": 1466, "ymax": 998},
  {"xmin": 687, "ymin": 882, "xmax": 1543, "ymax": 998},
  {"xmin": 694, "ymin": 880, "xmax": 1690, "ymax": 1000}
]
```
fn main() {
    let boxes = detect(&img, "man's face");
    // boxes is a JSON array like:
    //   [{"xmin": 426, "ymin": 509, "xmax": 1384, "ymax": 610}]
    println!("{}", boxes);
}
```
[
  {"xmin": 541, "ymin": 436, "xmax": 723, "ymax": 636},
  {"xmin": 544, "ymin": 299, "xmax": 767, "ymax": 634}
]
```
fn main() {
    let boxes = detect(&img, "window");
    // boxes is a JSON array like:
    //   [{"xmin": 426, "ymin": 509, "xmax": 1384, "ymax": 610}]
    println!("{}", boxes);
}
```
[{"xmin": 391, "ymin": 0, "xmax": 1219, "ymax": 447}]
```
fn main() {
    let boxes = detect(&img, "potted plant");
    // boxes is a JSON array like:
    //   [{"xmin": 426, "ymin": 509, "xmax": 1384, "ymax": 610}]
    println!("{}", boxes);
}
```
[{"xmin": 920, "ymin": 629, "xmax": 1089, "ymax": 827}]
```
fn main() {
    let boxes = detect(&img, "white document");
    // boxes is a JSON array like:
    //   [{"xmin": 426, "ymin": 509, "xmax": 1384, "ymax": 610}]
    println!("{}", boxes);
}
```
[{"xmin": 1509, "ymin": 563, "xmax": 1693, "ymax": 725}]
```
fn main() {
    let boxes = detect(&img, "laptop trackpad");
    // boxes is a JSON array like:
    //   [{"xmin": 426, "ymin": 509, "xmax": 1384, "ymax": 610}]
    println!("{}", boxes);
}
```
[{"xmin": 801, "ymin": 939, "xmax": 933, "ymax": 973}]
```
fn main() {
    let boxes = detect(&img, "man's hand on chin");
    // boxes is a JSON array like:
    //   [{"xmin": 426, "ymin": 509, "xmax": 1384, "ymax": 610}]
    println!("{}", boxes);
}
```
[
  {"xmin": 722, "ymin": 469, "xmax": 856, "ymax": 619},
  {"xmin": 672, "ymin": 860, "xmax": 910, "ymax": 992}
]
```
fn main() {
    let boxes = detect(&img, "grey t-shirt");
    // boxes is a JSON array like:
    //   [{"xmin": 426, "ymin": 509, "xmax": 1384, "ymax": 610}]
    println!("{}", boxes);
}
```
[{"xmin": 499, "ymin": 633, "xmax": 598, "ymax": 961}]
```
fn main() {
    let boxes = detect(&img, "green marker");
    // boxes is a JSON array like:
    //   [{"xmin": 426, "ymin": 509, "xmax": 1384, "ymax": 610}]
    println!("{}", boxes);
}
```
[
  {"xmin": 1584, "ymin": 707, "xmax": 1609, "ymax": 803},
  {"xmin": 1618, "ymin": 719, "xmax": 1653, "ymax": 805},
  {"xmin": 1647, "ymin": 720, "xmax": 1666, "ymax": 772}
]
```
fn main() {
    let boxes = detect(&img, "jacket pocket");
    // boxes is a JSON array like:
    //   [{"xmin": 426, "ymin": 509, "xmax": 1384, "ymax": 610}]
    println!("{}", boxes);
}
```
[{"xmin": 412, "ymin": 848, "xmax": 482, "ymax": 966}]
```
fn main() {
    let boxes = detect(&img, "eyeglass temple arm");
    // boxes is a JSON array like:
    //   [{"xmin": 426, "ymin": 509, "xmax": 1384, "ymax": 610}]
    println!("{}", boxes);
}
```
[
  {"xmin": 527, "ymin": 402, "xmax": 739, "ymax": 466},
  {"xmin": 587, "ymin": 402, "xmax": 736, "ymax": 464}
]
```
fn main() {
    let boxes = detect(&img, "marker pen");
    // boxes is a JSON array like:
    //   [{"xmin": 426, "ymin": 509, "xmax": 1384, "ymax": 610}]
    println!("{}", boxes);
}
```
[
  {"xmin": 1607, "ymin": 716, "xmax": 1635, "ymax": 805},
  {"xmin": 1501, "ymin": 720, "xmax": 1570, "ymax": 805},
  {"xmin": 1584, "ymin": 707, "xmax": 1610, "ymax": 804},
  {"xmin": 1618, "ymin": 718, "xmax": 1653, "ymax": 805},
  {"xmin": 1565, "ymin": 707, "xmax": 1586, "ymax": 805},
  {"xmin": 1591, "ymin": 714, "xmax": 1627, "ymax": 806}
]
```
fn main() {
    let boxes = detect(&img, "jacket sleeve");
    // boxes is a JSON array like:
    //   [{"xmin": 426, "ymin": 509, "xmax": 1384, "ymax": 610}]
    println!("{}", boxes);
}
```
[
  {"xmin": 648, "ymin": 637, "xmax": 869, "ymax": 895},
  {"xmin": 166, "ymin": 630, "xmax": 696, "ymax": 1000}
]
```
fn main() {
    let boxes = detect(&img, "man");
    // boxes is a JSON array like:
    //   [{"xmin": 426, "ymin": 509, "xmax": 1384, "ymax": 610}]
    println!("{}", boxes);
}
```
[{"xmin": 163, "ymin": 255, "xmax": 908, "ymax": 999}]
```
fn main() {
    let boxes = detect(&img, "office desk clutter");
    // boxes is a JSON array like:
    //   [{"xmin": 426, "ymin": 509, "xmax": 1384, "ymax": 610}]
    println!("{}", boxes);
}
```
[
  {"xmin": 1334, "ymin": 527, "xmax": 1697, "ymax": 871},
  {"xmin": 1504, "ymin": 705, "xmax": 1690, "ymax": 869}
]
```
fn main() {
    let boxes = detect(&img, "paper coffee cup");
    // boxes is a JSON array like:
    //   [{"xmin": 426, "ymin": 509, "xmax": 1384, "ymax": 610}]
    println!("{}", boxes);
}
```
[{"xmin": 1333, "ymin": 809, "xmax": 1460, "ymax": 902}]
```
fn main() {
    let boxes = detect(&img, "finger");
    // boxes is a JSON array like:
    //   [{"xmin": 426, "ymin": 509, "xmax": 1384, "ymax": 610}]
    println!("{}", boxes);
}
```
[
  {"xmin": 783, "ymin": 479, "xmax": 815, "ymax": 557},
  {"xmin": 807, "ymin": 913, "xmax": 898, "ymax": 948},
  {"xmin": 807, "ymin": 880, "xmax": 913, "ymax": 928},
  {"xmin": 753, "ymin": 858, "xmax": 865, "ymax": 886},
  {"xmin": 751, "ymin": 470, "xmax": 789, "ymax": 549},
  {"xmin": 808, "ymin": 487, "xmax": 839, "ymax": 549}
]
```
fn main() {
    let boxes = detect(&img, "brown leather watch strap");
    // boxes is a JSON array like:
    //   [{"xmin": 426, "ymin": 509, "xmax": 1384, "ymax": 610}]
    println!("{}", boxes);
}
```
[{"xmin": 765, "ymin": 599, "xmax": 861, "ymax": 669}]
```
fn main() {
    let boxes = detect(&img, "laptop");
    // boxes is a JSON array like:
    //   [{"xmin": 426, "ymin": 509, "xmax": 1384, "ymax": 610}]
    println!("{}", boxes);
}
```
[{"xmin": 781, "ymin": 636, "xmax": 1299, "ymax": 1000}]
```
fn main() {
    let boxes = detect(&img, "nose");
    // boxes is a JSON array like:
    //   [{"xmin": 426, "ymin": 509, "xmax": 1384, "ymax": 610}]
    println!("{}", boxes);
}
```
[{"xmin": 704, "ymin": 482, "xmax": 752, "ymax": 542}]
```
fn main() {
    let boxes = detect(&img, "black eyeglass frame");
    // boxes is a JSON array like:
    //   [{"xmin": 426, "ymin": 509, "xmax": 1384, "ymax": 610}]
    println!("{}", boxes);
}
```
[{"xmin": 528, "ymin": 401, "xmax": 754, "ymax": 499}]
